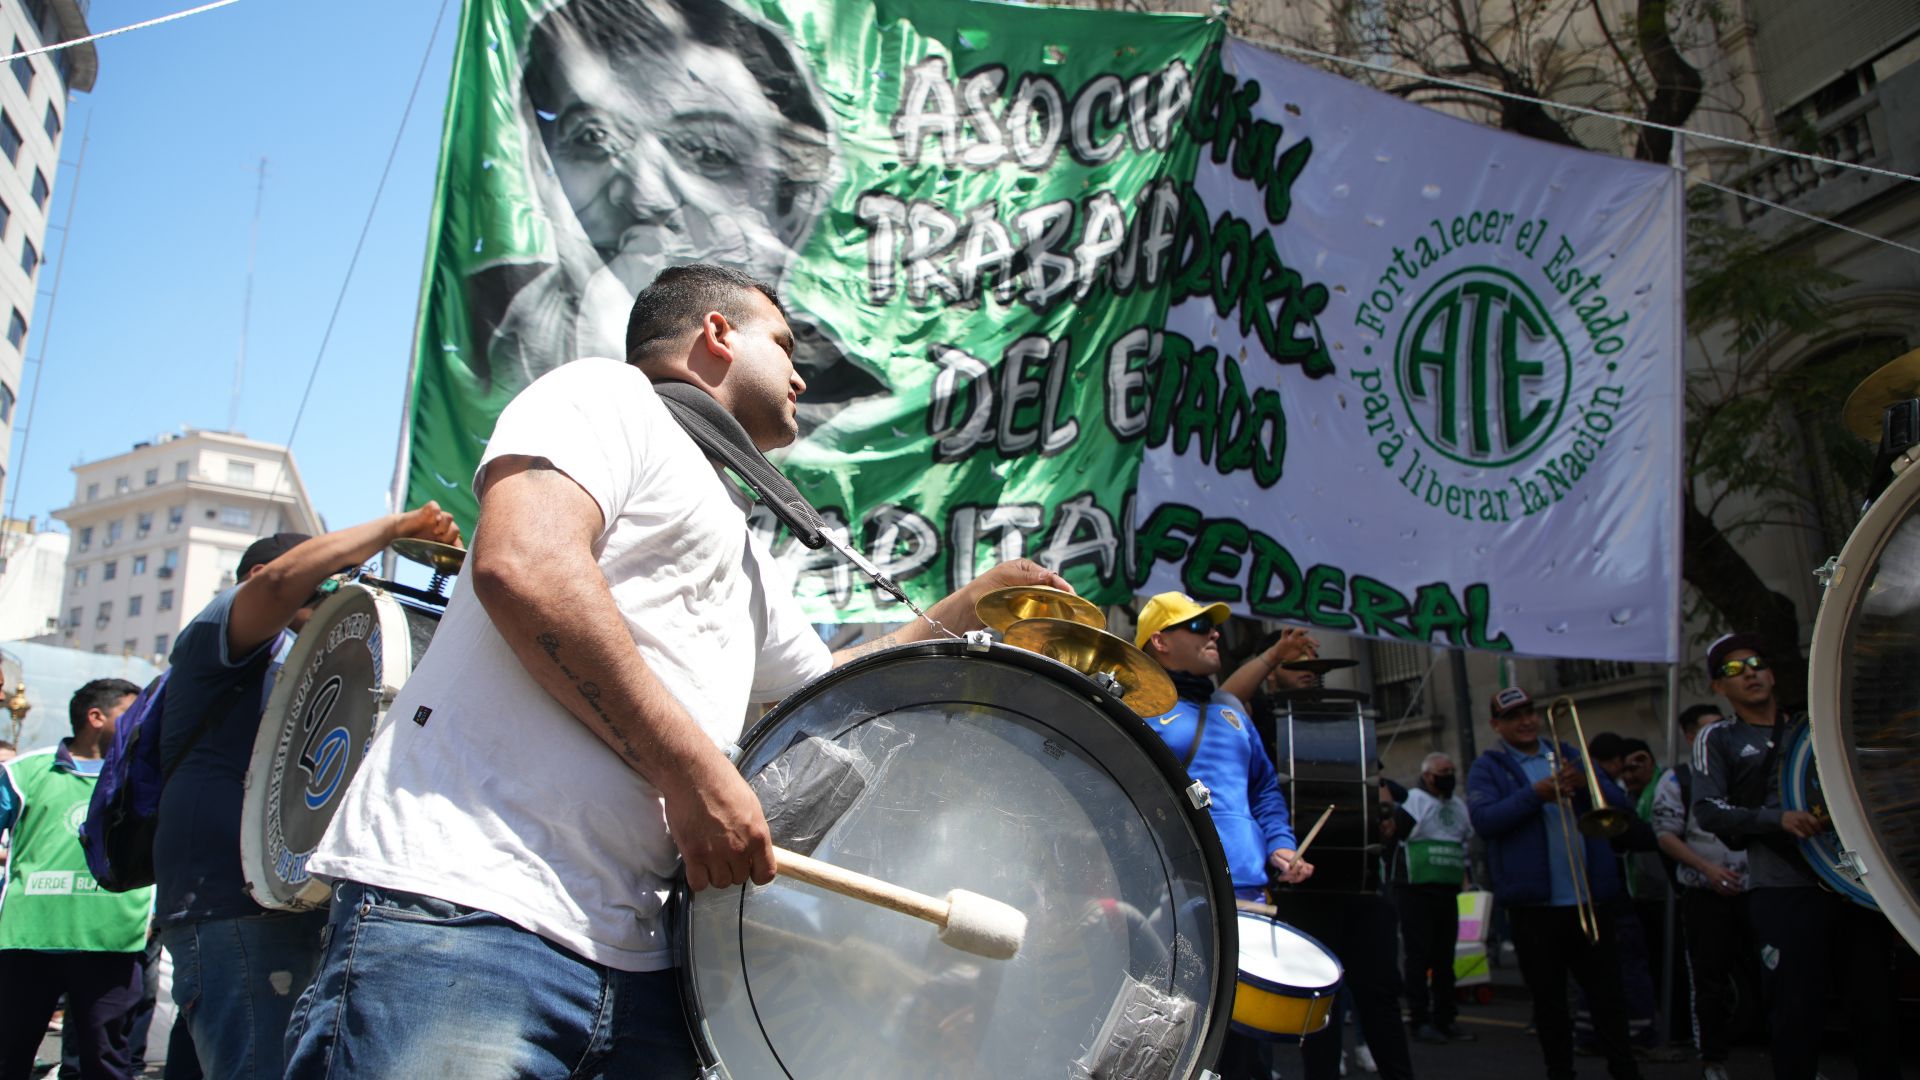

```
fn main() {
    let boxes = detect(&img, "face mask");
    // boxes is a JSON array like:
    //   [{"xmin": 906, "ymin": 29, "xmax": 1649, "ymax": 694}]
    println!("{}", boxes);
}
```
[{"xmin": 1431, "ymin": 773, "xmax": 1457, "ymax": 797}]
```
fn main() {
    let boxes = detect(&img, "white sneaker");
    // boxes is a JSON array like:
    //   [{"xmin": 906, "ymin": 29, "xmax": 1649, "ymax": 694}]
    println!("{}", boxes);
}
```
[
  {"xmin": 1355, "ymin": 1043, "xmax": 1378, "ymax": 1072},
  {"xmin": 1339, "ymin": 1051, "xmax": 1349, "ymax": 1076}
]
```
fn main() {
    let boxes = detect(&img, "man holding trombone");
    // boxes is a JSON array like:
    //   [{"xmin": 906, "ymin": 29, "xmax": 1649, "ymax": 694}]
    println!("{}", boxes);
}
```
[{"xmin": 1467, "ymin": 687, "xmax": 1642, "ymax": 1080}]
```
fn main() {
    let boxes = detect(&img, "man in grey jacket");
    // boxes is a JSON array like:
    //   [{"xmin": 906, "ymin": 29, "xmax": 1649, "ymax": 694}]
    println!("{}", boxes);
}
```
[{"xmin": 1691, "ymin": 633, "xmax": 1898, "ymax": 1080}]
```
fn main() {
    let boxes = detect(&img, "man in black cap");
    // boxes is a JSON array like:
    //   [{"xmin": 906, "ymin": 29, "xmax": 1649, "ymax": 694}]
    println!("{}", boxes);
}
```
[
  {"xmin": 153, "ymin": 507, "xmax": 459, "ymax": 1080},
  {"xmin": 1692, "ymin": 633, "xmax": 1899, "ymax": 1080}
]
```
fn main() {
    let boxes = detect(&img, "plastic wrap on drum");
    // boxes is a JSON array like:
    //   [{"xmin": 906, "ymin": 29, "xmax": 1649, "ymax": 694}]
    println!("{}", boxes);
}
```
[
  {"xmin": 1071, "ymin": 973, "xmax": 1194, "ymax": 1080},
  {"xmin": 749, "ymin": 721, "xmax": 911, "ymax": 857}
]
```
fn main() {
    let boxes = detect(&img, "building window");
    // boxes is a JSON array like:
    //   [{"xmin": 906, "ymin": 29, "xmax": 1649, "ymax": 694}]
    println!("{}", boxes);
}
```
[
  {"xmin": 76, "ymin": 525, "xmax": 90, "ymax": 551},
  {"xmin": 157, "ymin": 589, "xmax": 174, "ymax": 612},
  {"xmin": 66, "ymin": 606, "xmax": 79, "ymax": 630},
  {"xmin": 106, "ymin": 518, "xmax": 122, "ymax": 544},
  {"xmin": 121, "ymin": 639, "xmax": 136, "ymax": 655},
  {"xmin": 174, "ymin": 460, "xmax": 189, "ymax": 481},
  {"xmin": 226, "ymin": 460, "xmax": 255, "ymax": 486},
  {"xmin": 8, "ymin": 309, "xmax": 26, "ymax": 349},
  {"xmin": 136, "ymin": 511, "xmax": 152, "ymax": 537},
  {"xmin": 144, "ymin": 468, "xmax": 158, "ymax": 487},
  {"xmin": 0, "ymin": 197, "xmax": 9, "ymax": 241},
  {"xmin": 154, "ymin": 634, "xmax": 169, "ymax": 657},
  {"xmin": 43, "ymin": 102, "xmax": 58, "ymax": 143},
  {"xmin": 96, "ymin": 600, "xmax": 111, "ymax": 623},
  {"xmin": 29, "ymin": 170, "xmax": 47, "ymax": 211},
  {"xmin": 91, "ymin": 644, "xmax": 106, "ymax": 654},
  {"xmin": 114, "ymin": 475, "xmax": 129, "ymax": 494},
  {"xmin": 220, "ymin": 506, "xmax": 252, "ymax": 527},
  {"xmin": 166, "ymin": 505, "xmax": 184, "ymax": 532},
  {"xmin": 73, "ymin": 565, "xmax": 86, "ymax": 587},
  {"xmin": 128, "ymin": 594, "xmax": 143, "ymax": 617},
  {"xmin": 161, "ymin": 548, "xmax": 180, "ymax": 577},
  {"xmin": 0, "ymin": 380, "xmax": 11, "ymax": 424},
  {"xmin": 84, "ymin": 481, "xmax": 97, "ymax": 501},
  {"xmin": 20, "ymin": 237, "xmax": 38, "ymax": 279},
  {"xmin": 9, "ymin": 41, "xmax": 29, "ymax": 94},
  {"xmin": 0, "ymin": 112, "xmax": 22, "ymax": 165},
  {"xmin": 102, "ymin": 559, "xmax": 116, "ymax": 581},
  {"xmin": 132, "ymin": 554, "xmax": 147, "ymax": 575}
]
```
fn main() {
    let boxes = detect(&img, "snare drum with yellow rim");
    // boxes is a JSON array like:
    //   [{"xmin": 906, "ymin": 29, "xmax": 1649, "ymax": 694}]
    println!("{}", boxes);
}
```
[{"xmin": 1231, "ymin": 910, "xmax": 1343, "ymax": 1041}]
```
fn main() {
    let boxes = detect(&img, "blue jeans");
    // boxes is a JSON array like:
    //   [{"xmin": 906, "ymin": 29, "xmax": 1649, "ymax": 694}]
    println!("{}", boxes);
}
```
[
  {"xmin": 161, "ymin": 910, "xmax": 326, "ymax": 1080},
  {"xmin": 283, "ymin": 882, "xmax": 701, "ymax": 1079}
]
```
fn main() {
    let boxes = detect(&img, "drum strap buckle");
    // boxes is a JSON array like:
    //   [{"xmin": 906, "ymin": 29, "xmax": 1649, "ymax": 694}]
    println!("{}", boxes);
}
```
[{"xmin": 1186, "ymin": 780, "xmax": 1212, "ymax": 809}]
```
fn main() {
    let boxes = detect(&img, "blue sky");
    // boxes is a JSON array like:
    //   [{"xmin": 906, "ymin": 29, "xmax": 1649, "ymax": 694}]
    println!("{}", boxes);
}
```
[{"xmin": 4, "ymin": 0, "xmax": 460, "ymax": 533}]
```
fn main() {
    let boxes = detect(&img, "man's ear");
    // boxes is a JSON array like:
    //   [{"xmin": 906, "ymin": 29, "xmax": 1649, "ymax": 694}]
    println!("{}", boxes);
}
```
[{"xmin": 699, "ymin": 311, "xmax": 735, "ymax": 364}]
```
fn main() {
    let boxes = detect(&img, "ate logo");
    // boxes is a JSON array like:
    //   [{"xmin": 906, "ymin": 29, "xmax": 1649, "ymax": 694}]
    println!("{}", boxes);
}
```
[{"xmin": 1395, "ymin": 267, "xmax": 1571, "ymax": 468}]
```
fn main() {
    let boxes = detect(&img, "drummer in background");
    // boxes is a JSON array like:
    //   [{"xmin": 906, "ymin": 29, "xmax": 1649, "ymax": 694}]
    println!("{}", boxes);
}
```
[
  {"xmin": 154, "ymin": 510, "xmax": 461, "ymax": 1080},
  {"xmin": 1397, "ymin": 752, "xmax": 1476, "ymax": 1046},
  {"xmin": 283, "ymin": 264, "xmax": 1067, "ymax": 1078},
  {"xmin": 1691, "ymin": 633, "xmax": 1899, "ymax": 1080}
]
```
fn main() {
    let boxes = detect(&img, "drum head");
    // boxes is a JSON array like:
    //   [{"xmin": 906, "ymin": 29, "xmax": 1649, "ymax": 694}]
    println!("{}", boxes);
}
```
[
  {"xmin": 1810, "ymin": 460, "xmax": 1920, "ymax": 948},
  {"xmin": 682, "ymin": 641, "xmax": 1235, "ymax": 1080},
  {"xmin": 1778, "ymin": 719, "xmax": 1876, "ymax": 909},
  {"xmin": 241, "ymin": 582, "xmax": 441, "ymax": 911},
  {"xmin": 1235, "ymin": 912, "xmax": 1341, "ymax": 993}
]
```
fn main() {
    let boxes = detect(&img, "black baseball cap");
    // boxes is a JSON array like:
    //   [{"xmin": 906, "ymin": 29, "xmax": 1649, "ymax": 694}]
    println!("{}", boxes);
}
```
[
  {"xmin": 1705, "ymin": 632, "xmax": 1767, "ymax": 680},
  {"xmin": 236, "ymin": 533, "xmax": 311, "ymax": 577}
]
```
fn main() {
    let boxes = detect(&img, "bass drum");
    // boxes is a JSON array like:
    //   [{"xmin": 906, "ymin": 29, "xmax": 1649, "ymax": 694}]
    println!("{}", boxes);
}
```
[
  {"xmin": 240, "ymin": 579, "xmax": 443, "ymax": 911},
  {"xmin": 679, "ymin": 640, "xmax": 1236, "ymax": 1080},
  {"xmin": 1809, "ymin": 457, "xmax": 1920, "ymax": 950}
]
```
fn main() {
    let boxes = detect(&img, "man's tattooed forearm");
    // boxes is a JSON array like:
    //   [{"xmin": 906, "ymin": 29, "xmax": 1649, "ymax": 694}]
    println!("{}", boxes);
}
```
[{"xmin": 535, "ymin": 630, "xmax": 644, "ymax": 765}]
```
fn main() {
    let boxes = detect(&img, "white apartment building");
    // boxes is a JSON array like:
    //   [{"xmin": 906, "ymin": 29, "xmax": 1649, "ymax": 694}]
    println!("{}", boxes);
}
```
[
  {"xmin": 0, "ymin": 514, "xmax": 65, "ymax": 639},
  {"xmin": 0, "ymin": 0, "xmax": 95, "ymax": 508},
  {"xmin": 51, "ymin": 429, "xmax": 321, "ymax": 660}
]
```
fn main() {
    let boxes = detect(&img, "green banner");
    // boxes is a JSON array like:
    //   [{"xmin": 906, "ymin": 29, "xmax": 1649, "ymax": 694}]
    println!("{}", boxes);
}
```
[{"xmin": 403, "ymin": 0, "xmax": 1219, "ymax": 620}]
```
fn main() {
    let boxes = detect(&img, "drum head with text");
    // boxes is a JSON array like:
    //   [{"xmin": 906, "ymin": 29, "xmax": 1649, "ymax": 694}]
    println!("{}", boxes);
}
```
[
  {"xmin": 241, "ymin": 582, "xmax": 438, "ymax": 910},
  {"xmin": 681, "ymin": 641, "xmax": 1235, "ymax": 1080}
]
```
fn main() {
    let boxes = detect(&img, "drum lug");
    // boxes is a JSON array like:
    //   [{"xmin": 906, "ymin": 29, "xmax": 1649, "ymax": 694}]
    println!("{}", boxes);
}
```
[
  {"xmin": 1198, "ymin": 1071, "xmax": 1222, "ymax": 1080},
  {"xmin": 695, "ymin": 1064, "xmax": 731, "ymax": 1080},
  {"xmin": 963, "ymin": 629, "xmax": 994, "ymax": 653},
  {"xmin": 1186, "ymin": 780, "xmax": 1212, "ymax": 809},
  {"xmin": 722, "ymin": 742, "xmax": 743, "ymax": 765},
  {"xmin": 1091, "ymin": 670, "xmax": 1123, "ymax": 698},
  {"xmin": 1813, "ymin": 556, "xmax": 1842, "ymax": 589},
  {"xmin": 1838, "ymin": 848, "xmax": 1868, "ymax": 884}
]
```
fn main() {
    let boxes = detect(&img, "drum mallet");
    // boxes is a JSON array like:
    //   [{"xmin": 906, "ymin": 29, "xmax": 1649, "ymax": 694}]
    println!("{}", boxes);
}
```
[
  {"xmin": 1292, "ymin": 804, "xmax": 1336, "ymax": 861},
  {"xmin": 773, "ymin": 846, "xmax": 1028, "ymax": 961}
]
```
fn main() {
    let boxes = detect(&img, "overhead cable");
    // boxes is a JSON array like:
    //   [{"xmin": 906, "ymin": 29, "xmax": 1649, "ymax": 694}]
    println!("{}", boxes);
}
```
[{"xmin": 0, "ymin": 0, "xmax": 246, "ymax": 65}]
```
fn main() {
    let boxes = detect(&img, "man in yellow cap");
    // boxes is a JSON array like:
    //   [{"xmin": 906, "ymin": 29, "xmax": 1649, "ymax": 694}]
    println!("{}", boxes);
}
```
[{"xmin": 1135, "ymin": 591, "xmax": 1319, "ymax": 1080}]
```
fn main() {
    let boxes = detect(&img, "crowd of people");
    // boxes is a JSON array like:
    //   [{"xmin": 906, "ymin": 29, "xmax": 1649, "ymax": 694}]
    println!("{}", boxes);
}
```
[{"xmin": 0, "ymin": 269, "xmax": 1904, "ymax": 1080}]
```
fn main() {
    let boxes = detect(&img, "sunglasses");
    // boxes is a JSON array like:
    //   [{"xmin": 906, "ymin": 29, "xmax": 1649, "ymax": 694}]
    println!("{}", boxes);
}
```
[
  {"xmin": 1714, "ymin": 655, "xmax": 1768, "ymax": 679},
  {"xmin": 1172, "ymin": 616, "xmax": 1215, "ymax": 635}
]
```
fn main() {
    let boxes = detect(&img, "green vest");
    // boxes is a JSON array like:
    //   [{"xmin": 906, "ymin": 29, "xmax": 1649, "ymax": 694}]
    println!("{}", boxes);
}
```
[{"xmin": 0, "ymin": 744, "xmax": 152, "ymax": 952}]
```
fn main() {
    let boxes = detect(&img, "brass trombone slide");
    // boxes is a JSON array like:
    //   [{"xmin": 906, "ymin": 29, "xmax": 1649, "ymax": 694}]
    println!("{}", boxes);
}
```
[{"xmin": 1541, "ymin": 696, "xmax": 1632, "ymax": 944}]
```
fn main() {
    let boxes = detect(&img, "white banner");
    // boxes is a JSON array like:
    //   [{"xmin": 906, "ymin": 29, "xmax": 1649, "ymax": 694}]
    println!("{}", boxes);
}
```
[{"xmin": 1142, "ymin": 39, "xmax": 1683, "ymax": 661}]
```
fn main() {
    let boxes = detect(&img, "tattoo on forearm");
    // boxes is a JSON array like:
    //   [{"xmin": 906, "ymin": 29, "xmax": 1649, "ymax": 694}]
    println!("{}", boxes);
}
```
[{"xmin": 534, "ymin": 630, "xmax": 645, "ymax": 767}]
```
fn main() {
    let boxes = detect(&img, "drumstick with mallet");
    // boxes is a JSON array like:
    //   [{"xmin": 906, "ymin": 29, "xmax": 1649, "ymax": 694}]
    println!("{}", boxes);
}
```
[{"xmin": 773, "ymin": 846, "xmax": 1028, "ymax": 960}]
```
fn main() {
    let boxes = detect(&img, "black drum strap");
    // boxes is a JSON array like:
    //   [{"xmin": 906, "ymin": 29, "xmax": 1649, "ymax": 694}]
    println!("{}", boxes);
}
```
[
  {"xmin": 654, "ymin": 380, "xmax": 929, "ymax": 619},
  {"xmin": 1182, "ymin": 708, "xmax": 1209, "ymax": 771}
]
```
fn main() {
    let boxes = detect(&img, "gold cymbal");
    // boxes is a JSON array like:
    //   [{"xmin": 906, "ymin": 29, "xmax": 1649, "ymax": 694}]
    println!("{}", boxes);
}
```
[
  {"xmin": 975, "ymin": 585, "xmax": 1106, "ymax": 633},
  {"xmin": 391, "ymin": 538, "xmax": 467, "ymax": 575},
  {"xmin": 1001, "ymin": 617, "xmax": 1176, "ymax": 716},
  {"xmin": 1842, "ymin": 347, "xmax": 1920, "ymax": 441}
]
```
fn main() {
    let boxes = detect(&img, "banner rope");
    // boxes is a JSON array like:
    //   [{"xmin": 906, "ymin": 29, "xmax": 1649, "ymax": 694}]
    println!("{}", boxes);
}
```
[
  {"xmin": 1690, "ymin": 175, "xmax": 1920, "ymax": 259},
  {"xmin": 0, "ymin": 0, "xmax": 247, "ymax": 64},
  {"xmin": 1257, "ymin": 38, "xmax": 1920, "ymax": 188},
  {"xmin": 254, "ymin": 0, "xmax": 453, "ymax": 539}
]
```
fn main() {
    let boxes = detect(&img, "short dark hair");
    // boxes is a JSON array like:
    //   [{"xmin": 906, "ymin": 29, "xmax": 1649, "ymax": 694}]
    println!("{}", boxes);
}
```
[
  {"xmin": 1619, "ymin": 737, "xmax": 1653, "ymax": 759},
  {"xmin": 524, "ymin": 0, "xmax": 832, "ymax": 233},
  {"xmin": 70, "ymin": 678, "xmax": 141, "ymax": 735},
  {"xmin": 0, "ymin": 740, "xmax": 14, "ymax": 753},
  {"xmin": 238, "ymin": 533, "xmax": 312, "ymax": 578},
  {"xmin": 625, "ymin": 263, "xmax": 783, "ymax": 367},
  {"xmin": 1678, "ymin": 703, "xmax": 1724, "ymax": 735},
  {"xmin": 1586, "ymin": 731, "xmax": 1628, "ymax": 762}
]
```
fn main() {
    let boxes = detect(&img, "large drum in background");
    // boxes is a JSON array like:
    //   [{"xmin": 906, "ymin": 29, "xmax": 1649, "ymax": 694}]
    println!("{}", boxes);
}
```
[
  {"xmin": 679, "ymin": 640, "xmax": 1237, "ymax": 1080},
  {"xmin": 1267, "ymin": 692, "xmax": 1379, "ymax": 893},
  {"xmin": 240, "ymin": 579, "xmax": 443, "ymax": 911},
  {"xmin": 1809, "ymin": 457, "xmax": 1920, "ymax": 949}
]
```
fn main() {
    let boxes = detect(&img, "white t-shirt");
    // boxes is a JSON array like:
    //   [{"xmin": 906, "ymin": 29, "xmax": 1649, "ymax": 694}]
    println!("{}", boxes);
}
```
[{"xmin": 310, "ymin": 358, "xmax": 831, "ymax": 972}]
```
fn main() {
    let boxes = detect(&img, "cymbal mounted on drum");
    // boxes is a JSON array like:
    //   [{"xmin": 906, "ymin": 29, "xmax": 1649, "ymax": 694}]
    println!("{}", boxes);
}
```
[
  {"xmin": 391, "ymin": 538, "xmax": 467, "ymax": 599},
  {"xmin": 973, "ymin": 586, "xmax": 1179, "ymax": 717},
  {"xmin": 1842, "ymin": 348, "xmax": 1920, "ymax": 505}
]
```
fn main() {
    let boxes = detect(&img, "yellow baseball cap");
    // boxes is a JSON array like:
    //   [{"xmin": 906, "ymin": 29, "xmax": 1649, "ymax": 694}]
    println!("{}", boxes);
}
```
[{"xmin": 1133, "ymin": 591, "xmax": 1231, "ymax": 648}]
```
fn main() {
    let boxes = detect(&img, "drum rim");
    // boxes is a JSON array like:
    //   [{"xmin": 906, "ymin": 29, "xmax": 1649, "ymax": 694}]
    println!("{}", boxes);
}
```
[
  {"xmin": 1808, "ymin": 457, "xmax": 1920, "ymax": 948},
  {"xmin": 675, "ymin": 637, "xmax": 1240, "ymax": 1079},
  {"xmin": 1232, "ymin": 911, "xmax": 1343, "ymax": 995},
  {"xmin": 1777, "ymin": 718, "xmax": 1878, "ymax": 909},
  {"xmin": 240, "ymin": 580, "xmax": 423, "ymax": 912}
]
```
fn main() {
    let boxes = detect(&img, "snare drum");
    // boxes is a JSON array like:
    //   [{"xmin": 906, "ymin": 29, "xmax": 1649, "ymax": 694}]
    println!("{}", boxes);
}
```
[
  {"xmin": 1230, "ymin": 911, "xmax": 1342, "ymax": 1041},
  {"xmin": 240, "ymin": 579, "xmax": 443, "ymax": 911},
  {"xmin": 678, "ymin": 639, "xmax": 1237, "ymax": 1080}
]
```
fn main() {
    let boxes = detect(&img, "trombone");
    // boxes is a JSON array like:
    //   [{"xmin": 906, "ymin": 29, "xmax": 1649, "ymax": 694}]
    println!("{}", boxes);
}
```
[{"xmin": 1542, "ymin": 696, "xmax": 1633, "ymax": 943}]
